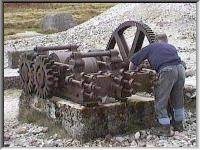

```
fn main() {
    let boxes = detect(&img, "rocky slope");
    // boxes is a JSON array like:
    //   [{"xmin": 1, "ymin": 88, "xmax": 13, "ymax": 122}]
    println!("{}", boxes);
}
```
[
  {"xmin": 4, "ymin": 3, "xmax": 196, "ymax": 86},
  {"xmin": 4, "ymin": 3, "xmax": 196, "ymax": 51}
]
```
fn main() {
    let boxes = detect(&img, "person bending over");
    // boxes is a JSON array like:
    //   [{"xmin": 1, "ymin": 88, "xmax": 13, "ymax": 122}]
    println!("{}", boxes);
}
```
[{"xmin": 129, "ymin": 34, "xmax": 186, "ymax": 136}]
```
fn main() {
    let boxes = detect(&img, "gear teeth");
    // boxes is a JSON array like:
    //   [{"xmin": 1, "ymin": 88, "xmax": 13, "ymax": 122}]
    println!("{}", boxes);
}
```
[
  {"xmin": 19, "ymin": 52, "xmax": 35, "ymax": 94},
  {"xmin": 34, "ymin": 55, "xmax": 59, "ymax": 99},
  {"xmin": 136, "ymin": 21, "xmax": 157, "ymax": 44}
]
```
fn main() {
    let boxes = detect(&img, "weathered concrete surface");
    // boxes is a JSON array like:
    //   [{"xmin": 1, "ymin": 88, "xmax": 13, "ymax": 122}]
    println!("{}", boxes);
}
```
[
  {"xmin": 7, "ymin": 50, "xmax": 34, "ymax": 69},
  {"xmin": 4, "ymin": 76, "xmax": 21, "ymax": 90},
  {"xmin": 7, "ymin": 51, "xmax": 22, "ymax": 69},
  {"xmin": 19, "ymin": 92, "xmax": 155, "ymax": 142}
]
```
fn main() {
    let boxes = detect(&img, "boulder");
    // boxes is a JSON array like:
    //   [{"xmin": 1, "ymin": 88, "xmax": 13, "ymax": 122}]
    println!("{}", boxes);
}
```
[{"xmin": 41, "ymin": 13, "xmax": 77, "ymax": 32}]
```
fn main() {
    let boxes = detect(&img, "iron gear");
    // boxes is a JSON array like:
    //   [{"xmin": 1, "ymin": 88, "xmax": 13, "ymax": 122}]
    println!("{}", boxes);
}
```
[
  {"xmin": 18, "ymin": 53, "xmax": 35, "ymax": 94},
  {"xmin": 34, "ymin": 55, "xmax": 59, "ymax": 98}
]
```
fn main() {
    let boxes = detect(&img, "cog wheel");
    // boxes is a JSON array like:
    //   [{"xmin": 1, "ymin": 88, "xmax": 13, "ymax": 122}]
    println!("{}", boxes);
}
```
[
  {"xmin": 18, "ymin": 53, "xmax": 35, "ymax": 94},
  {"xmin": 34, "ymin": 55, "xmax": 59, "ymax": 99},
  {"xmin": 106, "ymin": 21, "xmax": 157, "ymax": 61}
]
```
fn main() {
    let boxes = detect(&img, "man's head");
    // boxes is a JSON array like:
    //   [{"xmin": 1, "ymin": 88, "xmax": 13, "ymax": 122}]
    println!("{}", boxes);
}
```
[{"xmin": 156, "ymin": 33, "xmax": 168, "ymax": 43}]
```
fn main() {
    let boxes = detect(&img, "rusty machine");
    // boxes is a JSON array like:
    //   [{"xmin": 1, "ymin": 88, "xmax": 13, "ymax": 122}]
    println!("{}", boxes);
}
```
[{"xmin": 19, "ymin": 21, "xmax": 157, "ymax": 106}]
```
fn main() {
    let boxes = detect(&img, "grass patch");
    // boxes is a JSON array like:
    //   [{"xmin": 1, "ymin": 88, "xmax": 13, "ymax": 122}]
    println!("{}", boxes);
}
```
[{"xmin": 4, "ymin": 3, "xmax": 116, "ymax": 39}]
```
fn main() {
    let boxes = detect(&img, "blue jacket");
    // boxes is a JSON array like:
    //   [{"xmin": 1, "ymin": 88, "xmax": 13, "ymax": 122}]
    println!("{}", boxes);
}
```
[{"xmin": 130, "ymin": 42, "xmax": 181, "ymax": 72}]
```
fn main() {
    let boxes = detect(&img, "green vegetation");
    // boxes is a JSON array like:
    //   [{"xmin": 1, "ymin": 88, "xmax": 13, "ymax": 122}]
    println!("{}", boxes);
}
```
[{"xmin": 4, "ymin": 3, "xmax": 116, "ymax": 39}]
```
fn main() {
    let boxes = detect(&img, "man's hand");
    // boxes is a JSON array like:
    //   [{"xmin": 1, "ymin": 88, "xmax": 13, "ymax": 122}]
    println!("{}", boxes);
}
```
[
  {"xmin": 181, "ymin": 61, "xmax": 187, "ymax": 70},
  {"xmin": 129, "ymin": 62, "xmax": 140, "ymax": 72}
]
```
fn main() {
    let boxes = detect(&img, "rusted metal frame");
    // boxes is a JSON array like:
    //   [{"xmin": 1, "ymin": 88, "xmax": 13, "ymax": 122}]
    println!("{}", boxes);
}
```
[
  {"xmin": 54, "ymin": 62, "xmax": 70, "ymax": 68},
  {"xmin": 71, "ymin": 50, "xmax": 118, "ymax": 59},
  {"xmin": 34, "ymin": 44, "xmax": 79, "ymax": 52},
  {"xmin": 81, "ymin": 73, "xmax": 97, "ymax": 81},
  {"xmin": 106, "ymin": 21, "xmax": 138, "ymax": 61},
  {"xmin": 116, "ymin": 28, "xmax": 130, "ymax": 56},
  {"xmin": 129, "ymin": 29, "xmax": 145, "ymax": 57},
  {"xmin": 106, "ymin": 35, "xmax": 116, "ymax": 50},
  {"xmin": 66, "ymin": 77, "xmax": 101, "ymax": 92},
  {"xmin": 107, "ymin": 71, "xmax": 132, "ymax": 98},
  {"xmin": 96, "ymin": 60, "xmax": 108, "ymax": 65},
  {"xmin": 106, "ymin": 21, "xmax": 156, "ymax": 61},
  {"xmin": 83, "ymin": 92, "xmax": 96, "ymax": 101},
  {"xmin": 19, "ymin": 20, "xmax": 158, "ymax": 105},
  {"xmin": 113, "ymin": 32, "xmax": 129, "ymax": 61},
  {"xmin": 65, "ymin": 76, "xmax": 101, "ymax": 105},
  {"xmin": 49, "ymin": 51, "xmax": 72, "ymax": 63}
]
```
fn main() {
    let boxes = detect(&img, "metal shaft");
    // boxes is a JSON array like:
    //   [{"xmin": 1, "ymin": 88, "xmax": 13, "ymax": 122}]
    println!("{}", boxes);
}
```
[
  {"xmin": 54, "ymin": 62, "xmax": 70, "ymax": 68},
  {"xmin": 34, "ymin": 44, "xmax": 79, "ymax": 52},
  {"xmin": 71, "ymin": 49, "xmax": 119, "ymax": 59}
]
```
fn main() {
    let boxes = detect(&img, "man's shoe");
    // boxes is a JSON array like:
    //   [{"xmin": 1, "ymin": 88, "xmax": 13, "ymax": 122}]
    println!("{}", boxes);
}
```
[
  {"xmin": 151, "ymin": 123, "xmax": 174, "ymax": 137},
  {"xmin": 172, "ymin": 121, "xmax": 184, "ymax": 132}
]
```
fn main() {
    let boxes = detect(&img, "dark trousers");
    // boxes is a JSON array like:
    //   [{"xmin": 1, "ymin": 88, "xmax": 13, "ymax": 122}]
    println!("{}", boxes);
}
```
[{"xmin": 154, "ymin": 64, "xmax": 186, "ymax": 125}]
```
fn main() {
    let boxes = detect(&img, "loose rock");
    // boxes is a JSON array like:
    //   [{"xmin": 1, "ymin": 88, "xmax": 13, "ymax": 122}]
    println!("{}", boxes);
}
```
[
  {"xmin": 134, "ymin": 132, "xmax": 140, "ymax": 140},
  {"xmin": 130, "ymin": 140, "xmax": 138, "ymax": 147}
]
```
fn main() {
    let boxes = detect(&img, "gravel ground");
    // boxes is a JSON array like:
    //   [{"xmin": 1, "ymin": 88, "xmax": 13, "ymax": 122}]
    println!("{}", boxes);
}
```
[
  {"xmin": 3, "ymin": 3, "xmax": 197, "ymax": 147},
  {"xmin": 3, "ymin": 89, "xmax": 197, "ymax": 147}
]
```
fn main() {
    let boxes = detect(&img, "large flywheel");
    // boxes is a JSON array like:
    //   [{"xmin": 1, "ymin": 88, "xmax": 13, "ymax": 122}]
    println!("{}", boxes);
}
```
[
  {"xmin": 18, "ymin": 53, "xmax": 36, "ymax": 94},
  {"xmin": 106, "ymin": 21, "xmax": 157, "ymax": 61},
  {"xmin": 34, "ymin": 55, "xmax": 59, "ymax": 98}
]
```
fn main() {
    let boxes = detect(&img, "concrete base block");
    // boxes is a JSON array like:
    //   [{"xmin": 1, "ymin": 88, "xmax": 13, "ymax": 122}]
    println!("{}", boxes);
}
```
[
  {"xmin": 4, "ymin": 76, "xmax": 21, "ymax": 89},
  {"xmin": 7, "ymin": 51, "xmax": 23, "ymax": 69},
  {"xmin": 7, "ymin": 50, "xmax": 33, "ymax": 69},
  {"xmin": 19, "ymin": 92, "xmax": 155, "ymax": 142}
]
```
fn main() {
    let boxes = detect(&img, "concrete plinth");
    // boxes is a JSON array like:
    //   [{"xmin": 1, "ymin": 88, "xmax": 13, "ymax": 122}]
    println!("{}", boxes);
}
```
[
  {"xmin": 7, "ymin": 51, "xmax": 23, "ymax": 69},
  {"xmin": 4, "ymin": 76, "xmax": 21, "ymax": 90},
  {"xmin": 19, "ymin": 92, "xmax": 155, "ymax": 142}
]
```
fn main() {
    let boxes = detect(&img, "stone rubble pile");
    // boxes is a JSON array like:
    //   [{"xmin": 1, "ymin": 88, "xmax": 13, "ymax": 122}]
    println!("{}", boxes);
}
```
[{"xmin": 4, "ymin": 3, "xmax": 196, "ymax": 66}]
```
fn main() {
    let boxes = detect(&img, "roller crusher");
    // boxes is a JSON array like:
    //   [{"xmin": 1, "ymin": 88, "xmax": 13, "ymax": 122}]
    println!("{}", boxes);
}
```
[{"xmin": 19, "ymin": 21, "xmax": 157, "ymax": 106}]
